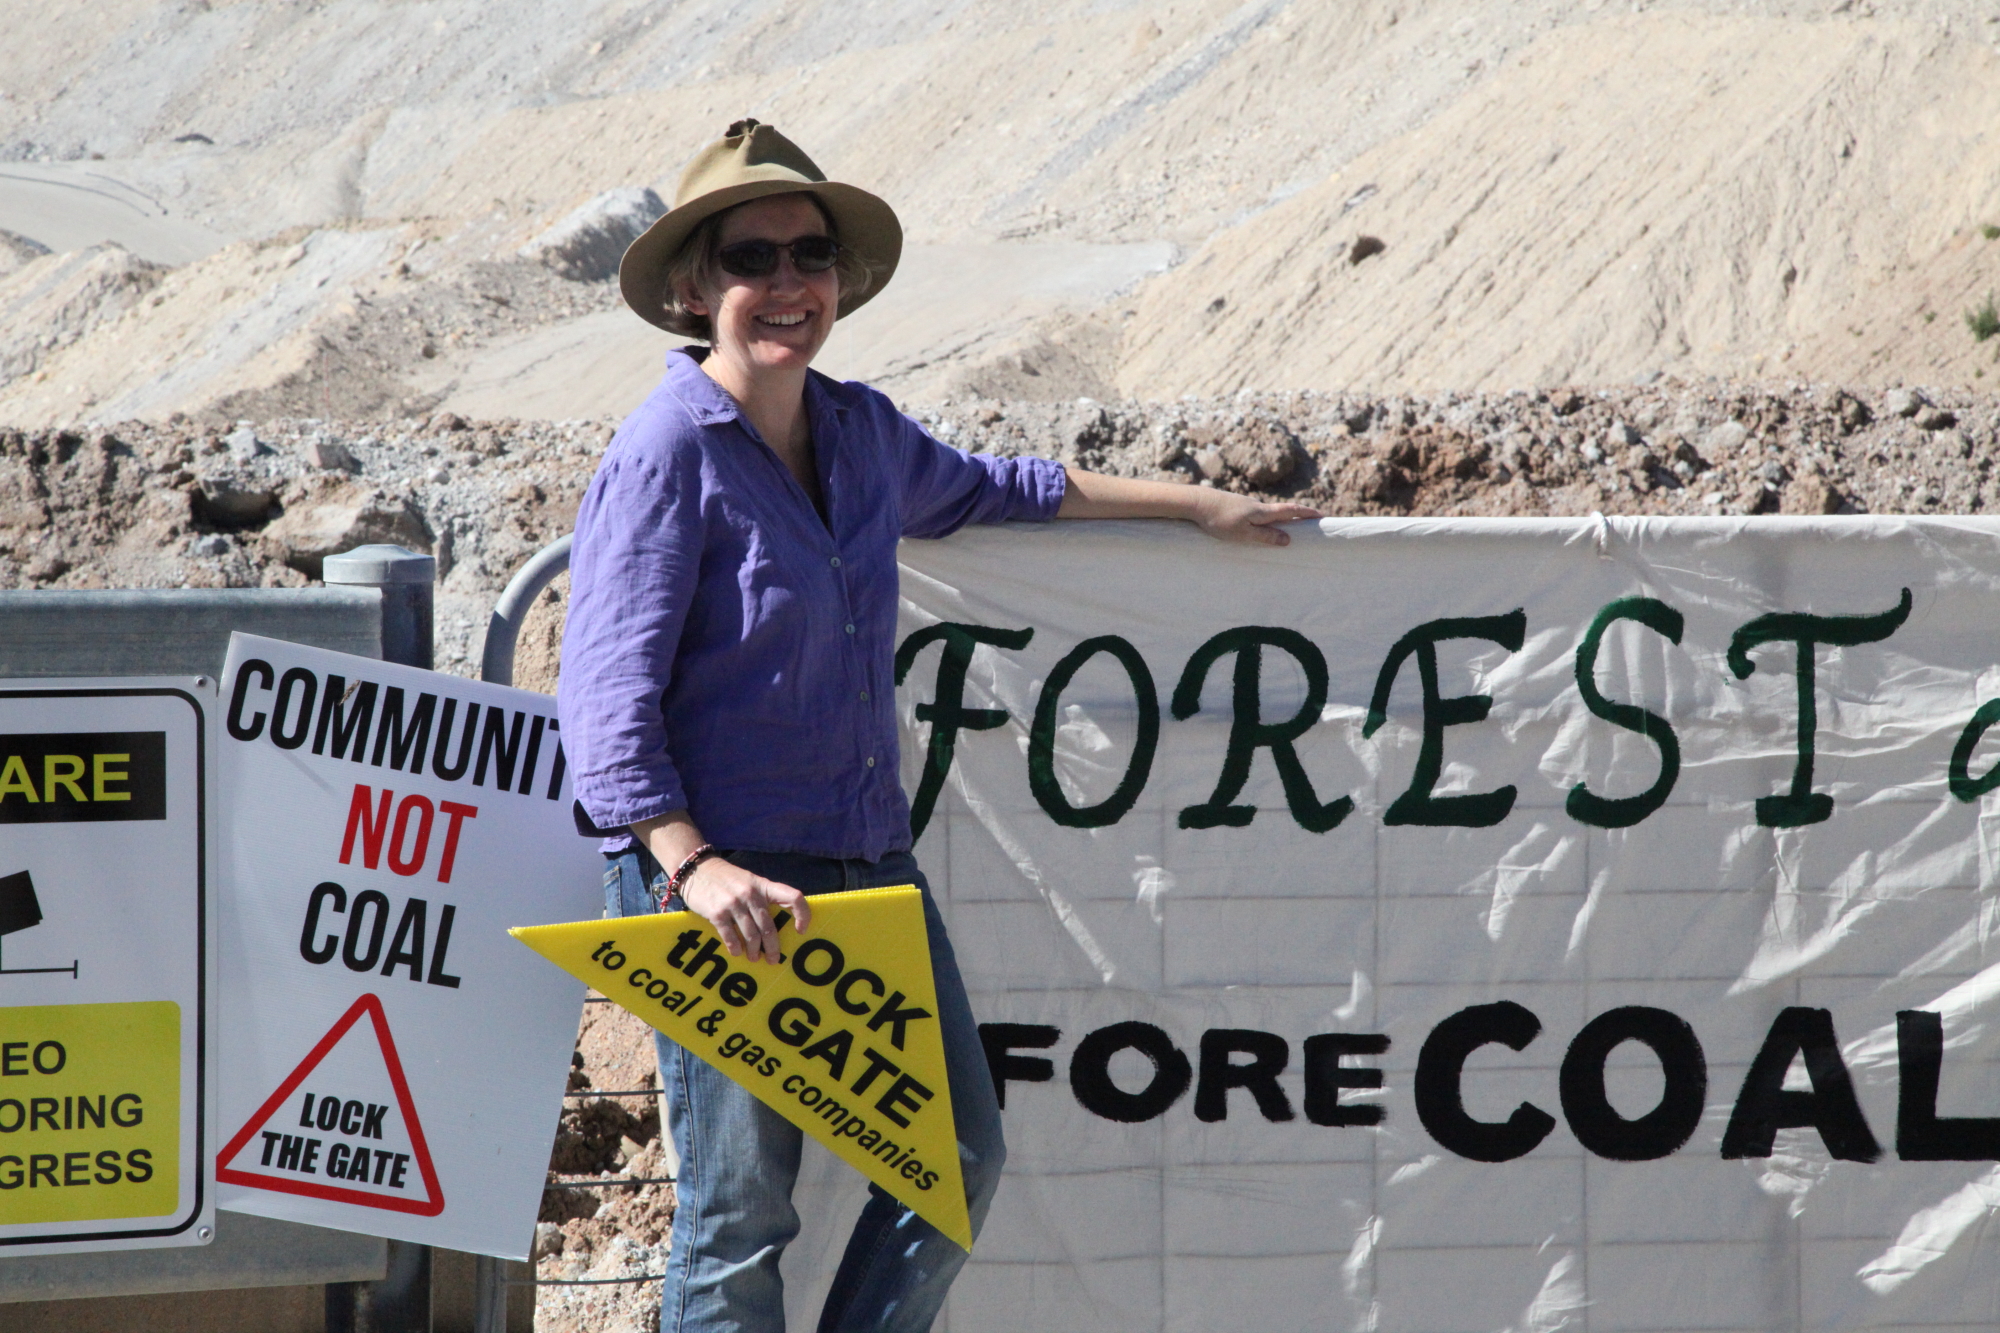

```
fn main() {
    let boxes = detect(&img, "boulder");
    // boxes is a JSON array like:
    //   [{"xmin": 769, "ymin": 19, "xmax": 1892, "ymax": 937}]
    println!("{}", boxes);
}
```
[
  {"xmin": 1882, "ymin": 387, "xmax": 1924, "ymax": 419},
  {"xmin": 226, "ymin": 426, "xmax": 266, "ymax": 461},
  {"xmin": 1184, "ymin": 417, "xmax": 1300, "ymax": 489},
  {"xmin": 1224, "ymin": 433, "xmax": 1297, "ymax": 488},
  {"xmin": 262, "ymin": 483, "xmax": 432, "ymax": 579},
  {"xmin": 1832, "ymin": 390, "xmax": 1872, "ymax": 431},
  {"xmin": 1702, "ymin": 420, "xmax": 1749, "ymax": 455},
  {"xmin": 1783, "ymin": 471, "xmax": 1845, "ymax": 515},
  {"xmin": 519, "ymin": 187, "xmax": 668, "ymax": 282},
  {"xmin": 305, "ymin": 439, "xmax": 358, "ymax": 471}
]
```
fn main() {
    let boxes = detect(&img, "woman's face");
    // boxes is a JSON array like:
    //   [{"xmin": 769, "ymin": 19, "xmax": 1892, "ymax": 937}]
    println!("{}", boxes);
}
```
[{"xmin": 684, "ymin": 193, "xmax": 840, "ymax": 378}]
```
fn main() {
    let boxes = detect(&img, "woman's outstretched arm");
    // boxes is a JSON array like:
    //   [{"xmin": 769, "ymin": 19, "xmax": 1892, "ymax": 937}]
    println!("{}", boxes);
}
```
[{"xmin": 1057, "ymin": 467, "xmax": 1323, "ymax": 546}]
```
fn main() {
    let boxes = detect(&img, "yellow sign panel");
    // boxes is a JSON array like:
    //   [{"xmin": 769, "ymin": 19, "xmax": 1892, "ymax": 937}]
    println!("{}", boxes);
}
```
[
  {"xmin": 511, "ymin": 886, "xmax": 971, "ymax": 1249},
  {"xmin": 0, "ymin": 1001, "xmax": 180, "ymax": 1225}
]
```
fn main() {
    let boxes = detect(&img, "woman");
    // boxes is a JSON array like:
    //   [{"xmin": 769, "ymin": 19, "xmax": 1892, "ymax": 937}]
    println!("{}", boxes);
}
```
[{"xmin": 558, "ymin": 119, "xmax": 1320, "ymax": 1333}]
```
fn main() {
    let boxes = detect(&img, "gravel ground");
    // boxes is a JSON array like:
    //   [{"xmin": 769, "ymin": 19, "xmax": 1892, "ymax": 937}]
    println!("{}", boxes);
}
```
[
  {"xmin": 5, "ymin": 376, "xmax": 1995, "ymax": 652},
  {"xmin": 537, "ymin": 1001, "xmax": 673, "ymax": 1333}
]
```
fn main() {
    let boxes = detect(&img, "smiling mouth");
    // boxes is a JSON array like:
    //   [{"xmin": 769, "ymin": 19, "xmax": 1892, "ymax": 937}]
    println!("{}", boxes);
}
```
[{"xmin": 757, "ymin": 312, "xmax": 809, "ymax": 327}]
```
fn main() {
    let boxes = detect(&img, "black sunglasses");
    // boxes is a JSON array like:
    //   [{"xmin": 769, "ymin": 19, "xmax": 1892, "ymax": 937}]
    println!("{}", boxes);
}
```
[{"xmin": 716, "ymin": 235, "xmax": 841, "ymax": 278}]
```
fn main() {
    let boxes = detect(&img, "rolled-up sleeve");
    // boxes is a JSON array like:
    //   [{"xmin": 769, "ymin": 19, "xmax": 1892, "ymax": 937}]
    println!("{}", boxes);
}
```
[
  {"xmin": 557, "ymin": 444, "xmax": 703, "ymax": 834},
  {"xmin": 888, "ymin": 408, "xmax": 1067, "ymax": 539}
]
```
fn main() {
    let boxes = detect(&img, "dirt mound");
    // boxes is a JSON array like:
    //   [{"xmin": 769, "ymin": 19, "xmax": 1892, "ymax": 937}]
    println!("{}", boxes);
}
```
[
  {"xmin": 5, "ymin": 4, "xmax": 2000, "ymax": 425},
  {"xmin": 1112, "ymin": 12, "xmax": 2000, "ymax": 396},
  {"xmin": 0, "ymin": 230, "xmax": 639, "ymax": 429},
  {"xmin": 0, "ymin": 244, "xmax": 164, "ymax": 389}
]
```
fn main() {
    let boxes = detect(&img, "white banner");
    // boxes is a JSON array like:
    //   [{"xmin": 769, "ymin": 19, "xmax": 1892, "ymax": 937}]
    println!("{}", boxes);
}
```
[
  {"xmin": 770, "ymin": 516, "xmax": 2000, "ymax": 1333},
  {"xmin": 214, "ymin": 634, "xmax": 599, "ymax": 1258}
]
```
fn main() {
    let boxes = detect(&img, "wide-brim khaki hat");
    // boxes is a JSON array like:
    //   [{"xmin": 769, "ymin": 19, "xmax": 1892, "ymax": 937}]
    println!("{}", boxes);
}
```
[{"xmin": 619, "ymin": 119, "xmax": 903, "ymax": 331}]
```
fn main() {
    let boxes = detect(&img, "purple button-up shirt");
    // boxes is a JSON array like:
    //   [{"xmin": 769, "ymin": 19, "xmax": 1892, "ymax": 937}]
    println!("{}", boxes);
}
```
[{"xmin": 558, "ymin": 348, "xmax": 1067, "ymax": 860}]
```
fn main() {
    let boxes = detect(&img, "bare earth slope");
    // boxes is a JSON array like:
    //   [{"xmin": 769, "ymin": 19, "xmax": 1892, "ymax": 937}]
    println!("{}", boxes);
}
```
[
  {"xmin": 1, "ymin": 1, "xmax": 1997, "ymax": 424},
  {"xmin": 1114, "ymin": 12, "xmax": 2000, "ymax": 396}
]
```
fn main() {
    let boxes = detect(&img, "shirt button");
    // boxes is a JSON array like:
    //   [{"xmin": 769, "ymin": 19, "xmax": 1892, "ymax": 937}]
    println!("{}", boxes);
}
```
[
  {"xmin": 845, "ymin": 623, "xmax": 855, "ymax": 635},
  {"xmin": 859, "ymin": 690, "xmax": 870, "ymax": 701},
  {"xmin": 865, "ymin": 757, "xmax": 876, "ymax": 768},
  {"xmin": 830, "ymin": 556, "xmax": 842, "ymax": 567}
]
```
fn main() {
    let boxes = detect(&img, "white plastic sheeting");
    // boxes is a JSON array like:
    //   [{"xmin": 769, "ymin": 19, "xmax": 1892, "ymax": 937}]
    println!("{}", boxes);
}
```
[{"xmin": 777, "ymin": 516, "xmax": 2000, "ymax": 1332}]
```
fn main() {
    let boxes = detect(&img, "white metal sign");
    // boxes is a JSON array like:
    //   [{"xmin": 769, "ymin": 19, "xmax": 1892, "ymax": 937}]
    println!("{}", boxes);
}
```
[
  {"xmin": 0, "ymin": 680, "xmax": 215, "ymax": 1255},
  {"xmin": 214, "ymin": 634, "xmax": 599, "ymax": 1258}
]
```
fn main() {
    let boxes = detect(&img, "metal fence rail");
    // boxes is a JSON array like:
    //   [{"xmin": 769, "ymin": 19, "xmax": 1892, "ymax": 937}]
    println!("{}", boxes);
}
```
[
  {"xmin": 0, "ymin": 587, "xmax": 382, "ymax": 678},
  {"xmin": 479, "ymin": 534, "xmax": 570, "ymax": 688},
  {"xmin": 0, "ymin": 543, "xmax": 435, "ymax": 680}
]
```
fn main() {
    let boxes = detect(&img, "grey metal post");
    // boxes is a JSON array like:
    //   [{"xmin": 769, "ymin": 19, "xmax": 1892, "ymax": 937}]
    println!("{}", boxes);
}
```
[
  {"xmin": 321, "ymin": 546, "xmax": 437, "ymax": 1331},
  {"xmin": 473, "ymin": 1254, "xmax": 509, "ymax": 1333},
  {"xmin": 325, "ymin": 1239, "xmax": 432, "ymax": 1333},
  {"xmin": 480, "ymin": 534, "xmax": 571, "ymax": 687},
  {"xmin": 325, "ymin": 544, "xmax": 437, "ymax": 670}
]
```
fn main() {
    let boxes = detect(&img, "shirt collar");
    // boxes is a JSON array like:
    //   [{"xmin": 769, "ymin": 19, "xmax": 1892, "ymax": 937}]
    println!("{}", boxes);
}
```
[
  {"xmin": 664, "ymin": 346, "xmax": 740, "ymax": 427},
  {"xmin": 664, "ymin": 345, "xmax": 854, "ymax": 430}
]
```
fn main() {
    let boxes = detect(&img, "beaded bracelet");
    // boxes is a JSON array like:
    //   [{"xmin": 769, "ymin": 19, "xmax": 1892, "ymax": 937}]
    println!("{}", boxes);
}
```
[{"xmin": 664, "ymin": 842, "xmax": 719, "ymax": 901}]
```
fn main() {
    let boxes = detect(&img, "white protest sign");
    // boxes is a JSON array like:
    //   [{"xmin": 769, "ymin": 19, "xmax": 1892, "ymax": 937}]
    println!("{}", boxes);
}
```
[
  {"xmin": 0, "ymin": 680, "xmax": 214, "ymax": 1256},
  {"xmin": 769, "ymin": 516, "xmax": 2000, "ymax": 1332},
  {"xmin": 215, "ymin": 634, "xmax": 598, "ymax": 1258}
]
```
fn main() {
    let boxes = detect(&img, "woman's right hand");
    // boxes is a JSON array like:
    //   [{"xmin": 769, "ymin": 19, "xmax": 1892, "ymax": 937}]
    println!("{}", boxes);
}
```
[{"xmin": 679, "ymin": 856, "xmax": 811, "ymax": 967}]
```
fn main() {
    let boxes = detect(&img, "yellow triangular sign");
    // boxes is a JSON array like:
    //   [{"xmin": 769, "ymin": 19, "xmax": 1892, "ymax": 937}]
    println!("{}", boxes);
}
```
[{"xmin": 511, "ymin": 886, "xmax": 971, "ymax": 1250}]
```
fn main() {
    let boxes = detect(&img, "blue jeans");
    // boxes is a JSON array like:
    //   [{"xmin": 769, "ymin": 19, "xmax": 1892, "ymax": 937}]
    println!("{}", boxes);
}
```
[{"xmin": 603, "ymin": 847, "xmax": 1005, "ymax": 1333}]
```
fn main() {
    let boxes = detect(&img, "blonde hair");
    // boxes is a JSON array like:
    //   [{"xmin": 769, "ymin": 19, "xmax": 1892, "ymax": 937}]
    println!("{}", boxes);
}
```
[{"xmin": 657, "ymin": 194, "xmax": 879, "ymax": 341}]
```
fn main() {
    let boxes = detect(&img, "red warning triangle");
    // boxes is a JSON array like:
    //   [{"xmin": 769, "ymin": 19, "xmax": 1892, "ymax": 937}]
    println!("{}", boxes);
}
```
[{"xmin": 217, "ymin": 993, "xmax": 445, "ymax": 1216}]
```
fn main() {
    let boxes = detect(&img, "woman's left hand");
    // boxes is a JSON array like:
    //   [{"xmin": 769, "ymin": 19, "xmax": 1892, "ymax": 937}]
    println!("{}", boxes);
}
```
[
  {"xmin": 1187, "ymin": 490, "xmax": 1326, "ymax": 547},
  {"xmin": 1057, "ymin": 466, "xmax": 1323, "ymax": 544}
]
